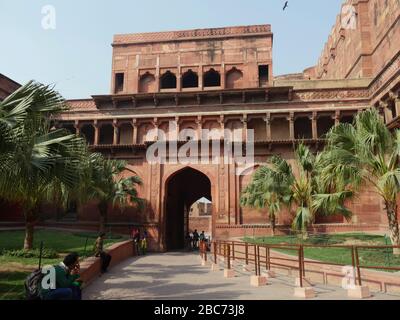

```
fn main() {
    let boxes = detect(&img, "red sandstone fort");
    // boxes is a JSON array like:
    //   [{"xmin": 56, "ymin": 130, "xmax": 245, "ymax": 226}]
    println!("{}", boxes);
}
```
[{"xmin": 1, "ymin": 0, "xmax": 399, "ymax": 251}]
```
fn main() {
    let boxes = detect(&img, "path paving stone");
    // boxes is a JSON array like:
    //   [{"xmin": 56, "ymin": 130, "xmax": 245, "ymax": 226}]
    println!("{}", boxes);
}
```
[{"xmin": 83, "ymin": 252, "xmax": 400, "ymax": 300}]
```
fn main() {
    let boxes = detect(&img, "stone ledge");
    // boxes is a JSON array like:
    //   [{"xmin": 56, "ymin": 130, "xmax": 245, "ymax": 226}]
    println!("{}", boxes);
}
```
[{"xmin": 79, "ymin": 240, "xmax": 135, "ymax": 287}]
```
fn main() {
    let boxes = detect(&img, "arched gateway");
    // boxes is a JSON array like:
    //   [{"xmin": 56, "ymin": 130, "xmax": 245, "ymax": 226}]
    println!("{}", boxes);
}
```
[{"xmin": 163, "ymin": 167, "xmax": 212, "ymax": 251}]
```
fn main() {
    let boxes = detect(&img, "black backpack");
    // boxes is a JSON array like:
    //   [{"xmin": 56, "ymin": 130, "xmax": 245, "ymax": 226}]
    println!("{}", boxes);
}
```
[{"xmin": 24, "ymin": 269, "xmax": 44, "ymax": 300}]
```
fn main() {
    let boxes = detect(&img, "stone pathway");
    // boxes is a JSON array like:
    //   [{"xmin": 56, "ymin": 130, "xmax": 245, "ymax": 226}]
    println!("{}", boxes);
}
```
[{"xmin": 83, "ymin": 252, "xmax": 400, "ymax": 300}]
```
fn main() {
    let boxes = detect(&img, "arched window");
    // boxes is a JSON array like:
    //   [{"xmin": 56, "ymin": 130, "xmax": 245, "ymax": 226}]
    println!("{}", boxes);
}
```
[
  {"xmin": 203, "ymin": 68, "xmax": 221, "ymax": 87},
  {"xmin": 160, "ymin": 71, "xmax": 177, "ymax": 89},
  {"xmin": 182, "ymin": 70, "xmax": 198, "ymax": 88},
  {"xmin": 225, "ymin": 67, "xmax": 243, "ymax": 89},
  {"xmin": 139, "ymin": 72, "xmax": 156, "ymax": 93}
]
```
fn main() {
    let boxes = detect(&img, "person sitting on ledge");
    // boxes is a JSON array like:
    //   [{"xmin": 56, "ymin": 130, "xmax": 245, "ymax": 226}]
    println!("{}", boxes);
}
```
[
  {"xmin": 40, "ymin": 252, "xmax": 83, "ymax": 300},
  {"xmin": 94, "ymin": 232, "xmax": 112, "ymax": 274}
]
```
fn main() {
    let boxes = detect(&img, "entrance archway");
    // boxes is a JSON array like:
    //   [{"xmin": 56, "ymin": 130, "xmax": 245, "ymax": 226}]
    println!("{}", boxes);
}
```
[{"xmin": 164, "ymin": 167, "xmax": 212, "ymax": 250}]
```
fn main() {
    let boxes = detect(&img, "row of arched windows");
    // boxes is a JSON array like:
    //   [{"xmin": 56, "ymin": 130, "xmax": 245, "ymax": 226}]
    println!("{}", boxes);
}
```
[{"xmin": 138, "ymin": 67, "xmax": 243, "ymax": 93}]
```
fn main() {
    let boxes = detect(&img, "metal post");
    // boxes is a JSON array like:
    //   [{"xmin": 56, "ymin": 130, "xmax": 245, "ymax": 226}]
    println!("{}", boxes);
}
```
[
  {"xmin": 232, "ymin": 241, "xmax": 235, "ymax": 260},
  {"xmin": 213, "ymin": 241, "xmax": 217, "ymax": 263},
  {"xmin": 354, "ymin": 246, "xmax": 362, "ymax": 286},
  {"xmin": 38, "ymin": 241, "xmax": 44, "ymax": 269},
  {"xmin": 302, "ymin": 245, "xmax": 306, "ymax": 277},
  {"xmin": 245, "ymin": 242, "xmax": 249, "ymax": 265},
  {"xmin": 266, "ymin": 247, "xmax": 270, "ymax": 270},
  {"xmin": 227, "ymin": 244, "xmax": 231, "ymax": 270},
  {"xmin": 298, "ymin": 246, "xmax": 303, "ymax": 287},
  {"xmin": 254, "ymin": 245, "xmax": 258, "ymax": 276},
  {"xmin": 257, "ymin": 245, "xmax": 261, "ymax": 276}
]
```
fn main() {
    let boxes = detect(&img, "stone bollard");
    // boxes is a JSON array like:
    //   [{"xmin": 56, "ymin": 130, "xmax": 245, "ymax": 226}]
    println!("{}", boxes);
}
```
[
  {"xmin": 210, "ymin": 263, "xmax": 219, "ymax": 271},
  {"xmin": 224, "ymin": 269, "xmax": 235, "ymax": 278},
  {"xmin": 294, "ymin": 287, "xmax": 316, "ymax": 299},
  {"xmin": 250, "ymin": 275, "xmax": 268, "ymax": 287},
  {"xmin": 347, "ymin": 285, "xmax": 371, "ymax": 299}
]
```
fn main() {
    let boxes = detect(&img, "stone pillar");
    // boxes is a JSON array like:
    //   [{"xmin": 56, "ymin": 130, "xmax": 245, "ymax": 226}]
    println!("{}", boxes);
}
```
[
  {"xmin": 334, "ymin": 110, "xmax": 340, "ymax": 126},
  {"xmin": 74, "ymin": 120, "xmax": 80, "ymax": 136},
  {"xmin": 196, "ymin": 116, "xmax": 202, "ymax": 140},
  {"xmin": 265, "ymin": 113, "xmax": 271, "ymax": 141},
  {"xmin": 395, "ymin": 96, "xmax": 400, "ymax": 118},
  {"xmin": 311, "ymin": 112, "xmax": 318, "ymax": 140},
  {"xmin": 113, "ymin": 120, "xmax": 119, "ymax": 145},
  {"xmin": 379, "ymin": 101, "xmax": 390, "ymax": 123},
  {"xmin": 132, "ymin": 119, "xmax": 138, "ymax": 144},
  {"xmin": 241, "ymin": 115, "xmax": 248, "ymax": 142},
  {"xmin": 175, "ymin": 116, "xmax": 180, "ymax": 141},
  {"xmin": 153, "ymin": 118, "xmax": 159, "ymax": 141},
  {"xmin": 288, "ymin": 112, "xmax": 294, "ymax": 140},
  {"xmin": 94, "ymin": 121, "xmax": 99, "ymax": 145},
  {"xmin": 199, "ymin": 66, "xmax": 204, "ymax": 90}
]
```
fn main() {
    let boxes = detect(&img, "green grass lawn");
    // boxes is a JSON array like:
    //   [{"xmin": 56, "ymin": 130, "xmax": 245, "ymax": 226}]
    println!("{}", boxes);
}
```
[
  {"xmin": 244, "ymin": 233, "xmax": 400, "ymax": 270},
  {"xmin": 0, "ymin": 229, "xmax": 129, "ymax": 300}
]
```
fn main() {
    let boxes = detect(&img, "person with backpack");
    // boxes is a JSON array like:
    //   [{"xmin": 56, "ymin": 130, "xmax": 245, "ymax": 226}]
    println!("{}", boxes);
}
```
[
  {"xmin": 38, "ymin": 252, "xmax": 83, "ymax": 300},
  {"xmin": 192, "ymin": 229, "xmax": 199, "ymax": 250},
  {"xmin": 94, "ymin": 232, "xmax": 112, "ymax": 273}
]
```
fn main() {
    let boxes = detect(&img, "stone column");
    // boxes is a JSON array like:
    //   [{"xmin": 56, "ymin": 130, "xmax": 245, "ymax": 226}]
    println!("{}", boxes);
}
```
[
  {"xmin": 74, "ymin": 120, "xmax": 80, "ymax": 136},
  {"xmin": 199, "ymin": 66, "xmax": 204, "ymax": 90},
  {"xmin": 241, "ymin": 115, "xmax": 248, "ymax": 142},
  {"xmin": 196, "ymin": 116, "xmax": 202, "ymax": 140},
  {"xmin": 334, "ymin": 110, "xmax": 340, "ymax": 126},
  {"xmin": 379, "ymin": 101, "xmax": 390, "ymax": 123},
  {"xmin": 132, "ymin": 119, "xmax": 138, "ymax": 144},
  {"xmin": 311, "ymin": 112, "xmax": 318, "ymax": 139},
  {"xmin": 288, "ymin": 112, "xmax": 294, "ymax": 140},
  {"xmin": 94, "ymin": 121, "xmax": 99, "ymax": 145},
  {"xmin": 394, "ymin": 95, "xmax": 400, "ymax": 118},
  {"xmin": 265, "ymin": 113, "xmax": 271, "ymax": 141},
  {"xmin": 113, "ymin": 120, "xmax": 119, "ymax": 145},
  {"xmin": 175, "ymin": 116, "xmax": 180, "ymax": 141}
]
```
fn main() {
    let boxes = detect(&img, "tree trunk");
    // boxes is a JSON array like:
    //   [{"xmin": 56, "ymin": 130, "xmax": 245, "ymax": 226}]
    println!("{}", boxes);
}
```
[
  {"xmin": 24, "ymin": 222, "xmax": 34, "ymax": 250},
  {"xmin": 23, "ymin": 207, "xmax": 39, "ymax": 250},
  {"xmin": 98, "ymin": 201, "xmax": 108, "ymax": 233},
  {"xmin": 385, "ymin": 201, "xmax": 400, "ymax": 255},
  {"xmin": 270, "ymin": 214, "xmax": 276, "ymax": 236}
]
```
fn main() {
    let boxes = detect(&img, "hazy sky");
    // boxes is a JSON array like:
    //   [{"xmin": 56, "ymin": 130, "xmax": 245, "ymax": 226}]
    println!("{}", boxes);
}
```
[{"xmin": 0, "ymin": 0, "xmax": 344, "ymax": 99}]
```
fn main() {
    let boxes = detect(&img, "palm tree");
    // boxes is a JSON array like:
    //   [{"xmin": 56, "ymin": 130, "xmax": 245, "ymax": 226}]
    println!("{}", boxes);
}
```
[
  {"xmin": 0, "ymin": 81, "xmax": 87, "ymax": 249},
  {"xmin": 240, "ymin": 162, "xmax": 292, "ymax": 235},
  {"xmin": 241, "ymin": 144, "xmax": 352, "ymax": 237},
  {"xmin": 77, "ymin": 154, "xmax": 143, "ymax": 232},
  {"xmin": 321, "ymin": 108, "xmax": 400, "ymax": 253}
]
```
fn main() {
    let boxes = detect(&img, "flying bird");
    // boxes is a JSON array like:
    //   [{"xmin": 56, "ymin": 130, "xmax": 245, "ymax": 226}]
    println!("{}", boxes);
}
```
[{"xmin": 283, "ymin": 1, "xmax": 289, "ymax": 11}]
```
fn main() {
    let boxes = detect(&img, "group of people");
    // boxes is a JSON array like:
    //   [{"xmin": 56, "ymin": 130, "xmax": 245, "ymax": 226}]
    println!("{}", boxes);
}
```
[
  {"xmin": 32, "ymin": 232, "xmax": 113, "ymax": 300},
  {"xmin": 131, "ymin": 228, "xmax": 148, "ymax": 255},
  {"xmin": 186, "ymin": 229, "xmax": 209, "ymax": 251}
]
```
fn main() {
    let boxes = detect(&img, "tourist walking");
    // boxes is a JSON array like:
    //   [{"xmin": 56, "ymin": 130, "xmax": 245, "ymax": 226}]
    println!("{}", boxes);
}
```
[{"xmin": 192, "ymin": 229, "xmax": 199, "ymax": 250}]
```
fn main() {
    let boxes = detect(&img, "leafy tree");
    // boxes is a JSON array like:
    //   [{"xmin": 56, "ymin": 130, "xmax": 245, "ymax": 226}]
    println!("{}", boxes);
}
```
[
  {"xmin": 77, "ymin": 154, "xmax": 143, "ymax": 232},
  {"xmin": 321, "ymin": 108, "xmax": 400, "ymax": 253},
  {"xmin": 0, "ymin": 81, "xmax": 87, "ymax": 249},
  {"xmin": 241, "ymin": 144, "xmax": 352, "ymax": 237}
]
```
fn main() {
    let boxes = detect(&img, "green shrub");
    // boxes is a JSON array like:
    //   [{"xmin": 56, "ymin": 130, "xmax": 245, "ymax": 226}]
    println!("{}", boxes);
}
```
[{"xmin": 0, "ymin": 248, "xmax": 59, "ymax": 259}]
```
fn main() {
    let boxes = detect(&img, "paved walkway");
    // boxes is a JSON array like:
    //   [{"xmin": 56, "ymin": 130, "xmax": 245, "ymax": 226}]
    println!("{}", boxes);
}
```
[{"xmin": 83, "ymin": 252, "xmax": 400, "ymax": 300}]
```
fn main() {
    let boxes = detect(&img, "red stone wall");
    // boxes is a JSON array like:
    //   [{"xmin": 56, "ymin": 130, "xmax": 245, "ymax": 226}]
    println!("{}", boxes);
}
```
[{"xmin": 311, "ymin": 0, "xmax": 400, "ymax": 80}]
